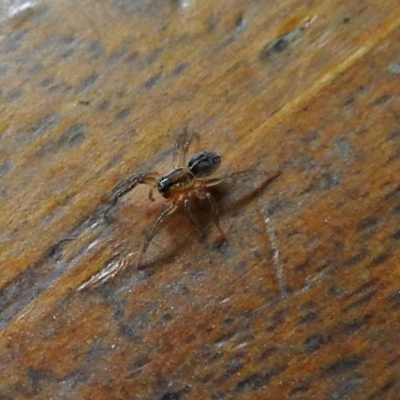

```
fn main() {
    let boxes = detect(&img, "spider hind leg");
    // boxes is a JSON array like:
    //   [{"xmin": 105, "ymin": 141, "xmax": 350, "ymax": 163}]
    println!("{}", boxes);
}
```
[
  {"xmin": 196, "ymin": 190, "xmax": 226, "ymax": 241},
  {"xmin": 173, "ymin": 127, "xmax": 200, "ymax": 168}
]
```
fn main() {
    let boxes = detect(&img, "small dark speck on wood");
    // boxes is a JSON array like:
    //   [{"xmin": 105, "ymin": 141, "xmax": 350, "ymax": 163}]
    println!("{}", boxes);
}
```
[{"xmin": 261, "ymin": 28, "xmax": 303, "ymax": 59}]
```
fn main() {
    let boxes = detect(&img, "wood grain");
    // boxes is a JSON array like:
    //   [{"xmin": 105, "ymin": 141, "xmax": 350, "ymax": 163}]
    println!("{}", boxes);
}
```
[{"xmin": 1, "ymin": 0, "xmax": 400, "ymax": 399}]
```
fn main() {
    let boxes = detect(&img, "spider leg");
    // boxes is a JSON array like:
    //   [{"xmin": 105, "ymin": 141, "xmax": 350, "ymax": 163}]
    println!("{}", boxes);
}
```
[
  {"xmin": 200, "ymin": 176, "xmax": 224, "ymax": 188},
  {"xmin": 195, "ymin": 170, "xmax": 280, "ymax": 238},
  {"xmin": 201, "ymin": 169, "xmax": 281, "ymax": 187},
  {"xmin": 136, "ymin": 202, "xmax": 178, "ymax": 268},
  {"xmin": 173, "ymin": 127, "xmax": 199, "ymax": 168},
  {"xmin": 109, "ymin": 172, "xmax": 160, "ymax": 208},
  {"xmin": 184, "ymin": 198, "xmax": 205, "ymax": 238},
  {"xmin": 197, "ymin": 190, "xmax": 226, "ymax": 239},
  {"xmin": 148, "ymin": 187, "xmax": 155, "ymax": 202}
]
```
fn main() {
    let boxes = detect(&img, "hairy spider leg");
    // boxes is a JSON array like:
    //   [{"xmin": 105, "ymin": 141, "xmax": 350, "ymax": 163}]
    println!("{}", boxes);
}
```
[
  {"xmin": 109, "ymin": 172, "xmax": 160, "ymax": 207},
  {"xmin": 195, "ymin": 170, "xmax": 281, "ymax": 239},
  {"xmin": 200, "ymin": 169, "xmax": 281, "ymax": 187},
  {"xmin": 173, "ymin": 128, "xmax": 200, "ymax": 168},
  {"xmin": 136, "ymin": 202, "xmax": 178, "ymax": 268},
  {"xmin": 204, "ymin": 191, "xmax": 225, "ymax": 239},
  {"xmin": 183, "ymin": 197, "xmax": 206, "ymax": 237},
  {"xmin": 191, "ymin": 186, "xmax": 226, "ymax": 240}
]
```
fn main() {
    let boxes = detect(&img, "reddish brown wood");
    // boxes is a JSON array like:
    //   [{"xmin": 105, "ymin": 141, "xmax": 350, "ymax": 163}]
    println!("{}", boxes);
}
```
[{"xmin": 0, "ymin": 0, "xmax": 400, "ymax": 399}]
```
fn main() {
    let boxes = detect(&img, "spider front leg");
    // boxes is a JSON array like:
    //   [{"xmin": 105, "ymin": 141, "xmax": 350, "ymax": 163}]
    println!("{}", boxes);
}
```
[
  {"xmin": 108, "ymin": 172, "xmax": 160, "ymax": 208},
  {"xmin": 173, "ymin": 128, "xmax": 199, "ymax": 168},
  {"xmin": 136, "ymin": 202, "xmax": 178, "ymax": 269}
]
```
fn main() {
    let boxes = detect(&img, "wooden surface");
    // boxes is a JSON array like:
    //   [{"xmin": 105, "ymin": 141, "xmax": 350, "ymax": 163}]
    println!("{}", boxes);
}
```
[{"xmin": 1, "ymin": 0, "xmax": 400, "ymax": 399}]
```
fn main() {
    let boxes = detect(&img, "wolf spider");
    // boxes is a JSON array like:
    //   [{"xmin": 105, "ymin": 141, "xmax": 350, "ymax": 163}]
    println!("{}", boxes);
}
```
[{"xmin": 85, "ymin": 130, "xmax": 279, "ymax": 287}]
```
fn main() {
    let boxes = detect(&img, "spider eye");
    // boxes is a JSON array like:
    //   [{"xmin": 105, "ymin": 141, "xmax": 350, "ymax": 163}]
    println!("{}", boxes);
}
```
[{"xmin": 188, "ymin": 151, "xmax": 221, "ymax": 177}]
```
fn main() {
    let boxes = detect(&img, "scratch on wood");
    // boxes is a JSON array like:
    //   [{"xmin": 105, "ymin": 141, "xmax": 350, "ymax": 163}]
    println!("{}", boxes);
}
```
[
  {"xmin": 78, "ymin": 251, "xmax": 136, "ymax": 290},
  {"xmin": 264, "ymin": 216, "xmax": 287, "ymax": 299}
]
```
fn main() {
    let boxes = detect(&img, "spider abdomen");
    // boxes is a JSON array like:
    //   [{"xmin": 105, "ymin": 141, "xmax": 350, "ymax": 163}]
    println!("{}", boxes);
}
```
[{"xmin": 188, "ymin": 151, "xmax": 221, "ymax": 178}]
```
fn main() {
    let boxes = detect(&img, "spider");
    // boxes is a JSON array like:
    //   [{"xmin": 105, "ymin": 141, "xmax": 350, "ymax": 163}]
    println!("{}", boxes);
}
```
[
  {"xmin": 106, "ymin": 130, "xmax": 228, "ymax": 264},
  {"xmin": 90, "ymin": 130, "xmax": 279, "ymax": 285}
]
